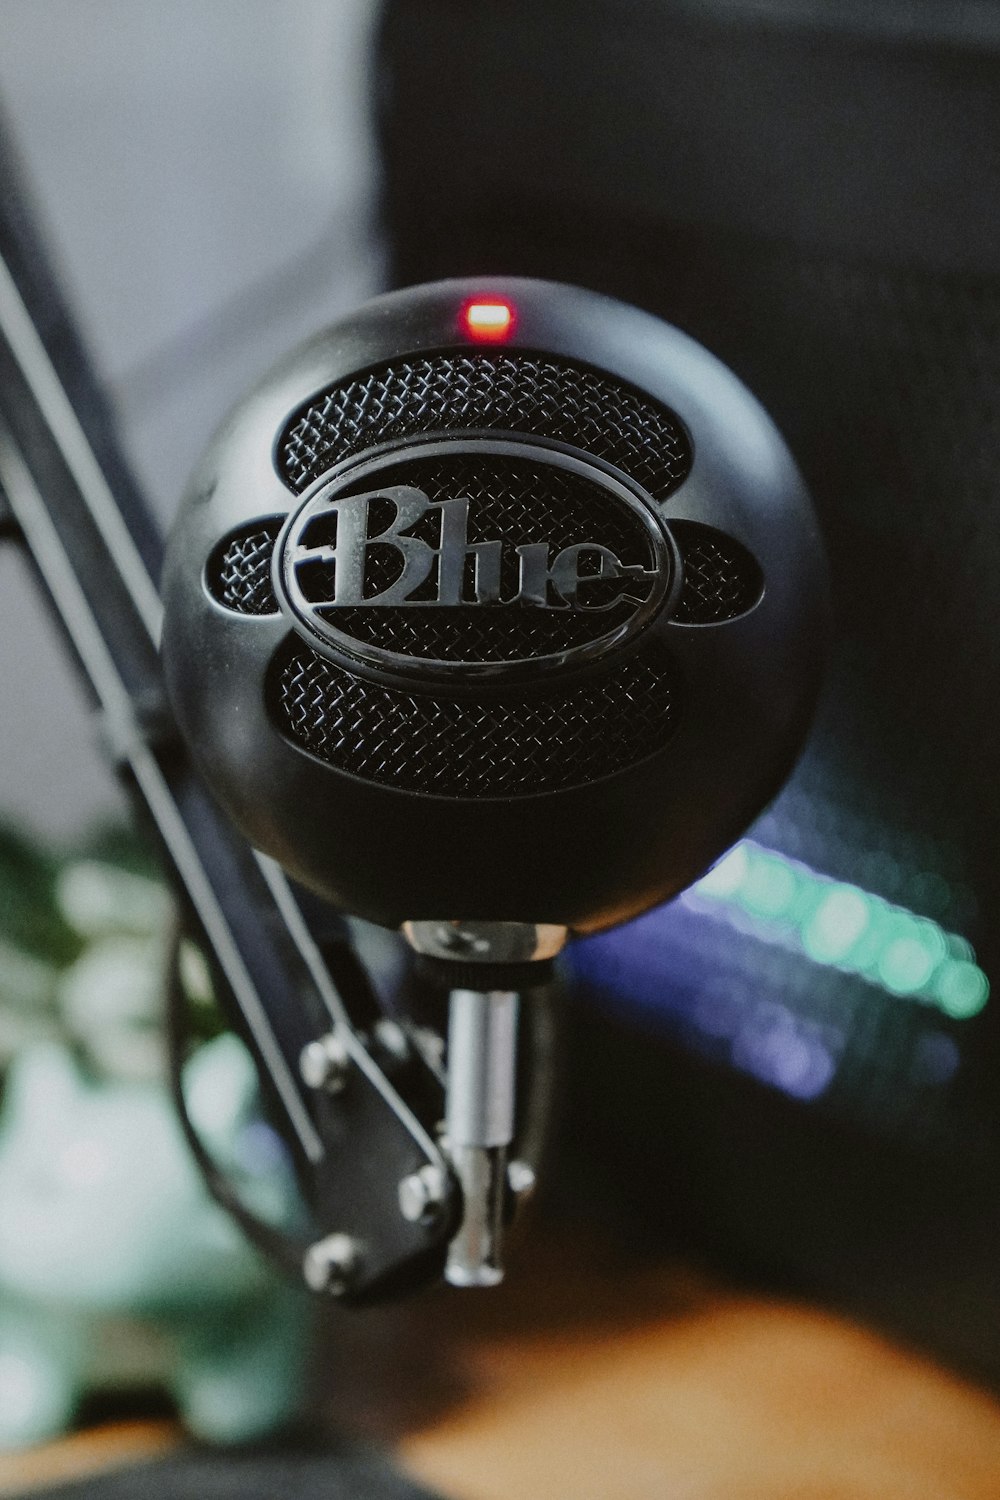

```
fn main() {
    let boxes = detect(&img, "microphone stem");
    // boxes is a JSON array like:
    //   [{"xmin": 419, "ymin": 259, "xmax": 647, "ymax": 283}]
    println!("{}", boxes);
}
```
[{"xmin": 444, "ymin": 988, "xmax": 519, "ymax": 1287}]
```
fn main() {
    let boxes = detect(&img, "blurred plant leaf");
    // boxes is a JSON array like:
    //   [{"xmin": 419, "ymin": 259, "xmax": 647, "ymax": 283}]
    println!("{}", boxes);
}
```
[{"xmin": 0, "ymin": 824, "xmax": 82, "ymax": 966}]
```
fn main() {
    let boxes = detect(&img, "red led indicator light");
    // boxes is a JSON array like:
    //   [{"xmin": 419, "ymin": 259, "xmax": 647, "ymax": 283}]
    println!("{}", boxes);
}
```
[{"xmin": 463, "ymin": 299, "xmax": 515, "ymax": 341}]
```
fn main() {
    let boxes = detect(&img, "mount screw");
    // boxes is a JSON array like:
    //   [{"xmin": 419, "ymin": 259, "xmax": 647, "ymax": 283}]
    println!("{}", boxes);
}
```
[
  {"xmin": 507, "ymin": 1159, "xmax": 537, "ymax": 1202},
  {"xmin": 302, "ymin": 1232, "xmax": 360, "ymax": 1295},
  {"xmin": 398, "ymin": 1163, "xmax": 448, "ymax": 1225},
  {"xmin": 299, "ymin": 1031, "xmax": 350, "ymax": 1093}
]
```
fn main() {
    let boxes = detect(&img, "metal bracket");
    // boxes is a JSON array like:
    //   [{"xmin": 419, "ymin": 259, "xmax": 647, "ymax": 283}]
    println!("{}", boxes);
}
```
[
  {"xmin": 0, "ymin": 152, "xmax": 459, "ymax": 1300},
  {"xmin": 0, "ymin": 475, "xmax": 19, "ymax": 539}
]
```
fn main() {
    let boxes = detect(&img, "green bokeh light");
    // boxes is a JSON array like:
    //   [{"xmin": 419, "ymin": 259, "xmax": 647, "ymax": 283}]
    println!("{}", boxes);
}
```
[
  {"xmin": 934, "ymin": 959, "xmax": 990, "ymax": 1019},
  {"xmin": 741, "ymin": 853, "xmax": 799, "ymax": 918},
  {"xmin": 697, "ymin": 845, "xmax": 749, "ymax": 899},
  {"xmin": 878, "ymin": 935, "xmax": 938, "ymax": 995},
  {"xmin": 692, "ymin": 840, "xmax": 989, "ymax": 1021},
  {"xmin": 801, "ymin": 886, "xmax": 870, "ymax": 964}
]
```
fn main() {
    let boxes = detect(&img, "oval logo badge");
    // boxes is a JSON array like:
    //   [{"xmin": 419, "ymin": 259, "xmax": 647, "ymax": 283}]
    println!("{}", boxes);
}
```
[{"xmin": 274, "ymin": 439, "xmax": 675, "ymax": 679}]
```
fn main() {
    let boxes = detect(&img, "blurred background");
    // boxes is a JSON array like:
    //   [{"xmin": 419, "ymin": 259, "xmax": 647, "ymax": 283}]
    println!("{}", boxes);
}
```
[
  {"xmin": 0, "ymin": 0, "xmax": 383, "ymax": 840},
  {"xmin": 0, "ymin": 0, "xmax": 382, "ymax": 1468},
  {"xmin": 374, "ymin": 0, "xmax": 1000, "ymax": 1390},
  {"xmin": 1, "ymin": 0, "xmax": 1000, "ymax": 1493}
]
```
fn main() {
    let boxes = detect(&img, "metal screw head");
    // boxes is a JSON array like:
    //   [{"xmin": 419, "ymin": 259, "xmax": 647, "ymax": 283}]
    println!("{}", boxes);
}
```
[
  {"xmin": 398, "ymin": 1163, "xmax": 448, "ymax": 1224},
  {"xmin": 414, "ymin": 1027, "xmax": 446, "ymax": 1067},
  {"xmin": 299, "ymin": 1031, "xmax": 350, "ymax": 1093},
  {"xmin": 507, "ymin": 1159, "xmax": 537, "ymax": 1201},
  {"xmin": 373, "ymin": 1018, "xmax": 410, "ymax": 1065},
  {"xmin": 302, "ymin": 1232, "xmax": 360, "ymax": 1295}
]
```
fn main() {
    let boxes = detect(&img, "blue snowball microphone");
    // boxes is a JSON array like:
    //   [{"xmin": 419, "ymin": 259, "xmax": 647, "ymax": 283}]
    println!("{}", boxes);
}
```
[{"xmin": 162, "ymin": 279, "xmax": 828, "ymax": 1285}]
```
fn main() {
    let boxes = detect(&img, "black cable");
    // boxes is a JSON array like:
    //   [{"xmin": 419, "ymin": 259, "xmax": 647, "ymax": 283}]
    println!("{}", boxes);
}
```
[
  {"xmin": 166, "ymin": 916, "xmax": 561, "ymax": 1287},
  {"xmin": 164, "ymin": 917, "xmax": 312, "ymax": 1283}
]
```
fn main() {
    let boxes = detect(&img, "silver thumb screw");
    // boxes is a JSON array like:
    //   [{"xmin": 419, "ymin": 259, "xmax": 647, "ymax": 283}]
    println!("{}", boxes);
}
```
[
  {"xmin": 299, "ymin": 1031, "xmax": 350, "ymax": 1093},
  {"xmin": 398, "ymin": 1163, "xmax": 448, "ymax": 1224},
  {"xmin": 302, "ymin": 1232, "xmax": 360, "ymax": 1295},
  {"xmin": 507, "ymin": 1159, "xmax": 537, "ymax": 1201}
]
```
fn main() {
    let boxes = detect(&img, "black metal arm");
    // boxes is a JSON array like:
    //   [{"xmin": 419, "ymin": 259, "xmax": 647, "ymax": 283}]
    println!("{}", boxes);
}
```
[{"xmin": 0, "ymin": 116, "xmax": 457, "ymax": 1302}]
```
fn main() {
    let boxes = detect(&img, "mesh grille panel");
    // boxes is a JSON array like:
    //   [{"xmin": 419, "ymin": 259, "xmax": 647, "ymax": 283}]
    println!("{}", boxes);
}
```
[
  {"xmin": 270, "ymin": 641, "xmax": 680, "ymax": 797},
  {"xmin": 671, "ymin": 521, "xmax": 763, "ymax": 624},
  {"xmin": 278, "ymin": 351, "xmax": 692, "ymax": 498},
  {"xmin": 208, "ymin": 521, "xmax": 282, "ymax": 615},
  {"xmin": 323, "ymin": 602, "xmax": 635, "ymax": 660},
  {"xmin": 207, "ymin": 505, "xmax": 763, "ymax": 638}
]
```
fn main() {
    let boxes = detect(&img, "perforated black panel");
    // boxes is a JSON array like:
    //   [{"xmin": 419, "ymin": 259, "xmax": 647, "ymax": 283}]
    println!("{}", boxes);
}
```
[
  {"xmin": 207, "ymin": 520, "xmax": 282, "ymax": 615},
  {"xmin": 208, "ymin": 506, "xmax": 765, "ymax": 639},
  {"xmin": 278, "ymin": 351, "xmax": 692, "ymax": 498},
  {"xmin": 671, "ymin": 521, "xmax": 763, "ymax": 624},
  {"xmin": 270, "ymin": 640, "xmax": 680, "ymax": 796}
]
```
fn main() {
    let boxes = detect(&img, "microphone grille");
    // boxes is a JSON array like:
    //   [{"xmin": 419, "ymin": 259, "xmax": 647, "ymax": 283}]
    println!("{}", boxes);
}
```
[
  {"xmin": 208, "ymin": 520, "xmax": 281, "ymax": 615},
  {"xmin": 278, "ymin": 351, "xmax": 692, "ymax": 498},
  {"xmin": 269, "ymin": 639, "xmax": 680, "ymax": 798},
  {"xmin": 208, "ymin": 516, "xmax": 763, "ymax": 630},
  {"xmin": 669, "ymin": 522, "xmax": 764, "ymax": 624}
]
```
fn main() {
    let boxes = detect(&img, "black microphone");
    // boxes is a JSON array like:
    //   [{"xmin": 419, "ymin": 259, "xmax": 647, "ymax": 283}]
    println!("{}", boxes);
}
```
[{"xmin": 161, "ymin": 277, "xmax": 828, "ymax": 1284}]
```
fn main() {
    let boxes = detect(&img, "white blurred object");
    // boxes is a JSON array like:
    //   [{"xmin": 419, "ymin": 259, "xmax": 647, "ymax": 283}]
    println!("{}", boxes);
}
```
[
  {"xmin": 56, "ymin": 859, "xmax": 171, "ymax": 938},
  {"xmin": 58, "ymin": 934, "xmax": 167, "ymax": 1081},
  {"xmin": 0, "ymin": 0, "xmax": 384, "ymax": 837}
]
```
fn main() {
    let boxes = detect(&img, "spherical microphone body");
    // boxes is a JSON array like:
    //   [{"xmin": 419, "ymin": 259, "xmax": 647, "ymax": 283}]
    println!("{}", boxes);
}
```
[{"xmin": 161, "ymin": 279, "xmax": 828, "ymax": 936}]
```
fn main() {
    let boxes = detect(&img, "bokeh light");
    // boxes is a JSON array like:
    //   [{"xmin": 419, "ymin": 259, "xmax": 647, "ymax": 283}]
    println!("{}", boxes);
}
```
[{"xmin": 687, "ymin": 840, "xmax": 989, "ymax": 1020}]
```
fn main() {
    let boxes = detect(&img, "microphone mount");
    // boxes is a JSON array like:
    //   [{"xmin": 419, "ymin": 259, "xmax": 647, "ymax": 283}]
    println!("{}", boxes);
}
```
[
  {"xmin": 403, "ymin": 922, "xmax": 568, "ymax": 1285},
  {"xmin": 0, "ymin": 192, "xmax": 828, "ymax": 1308}
]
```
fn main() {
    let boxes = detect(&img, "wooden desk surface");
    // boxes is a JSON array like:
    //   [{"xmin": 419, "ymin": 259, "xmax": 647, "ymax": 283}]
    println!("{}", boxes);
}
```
[
  {"xmin": 2, "ymin": 1229, "xmax": 999, "ymax": 1499},
  {"xmin": 327, "ymin": 1230, "xmax": 1000, "ymax": 1500}
]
